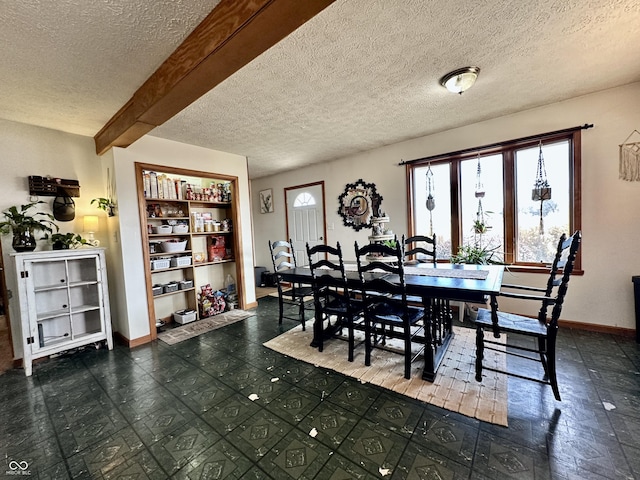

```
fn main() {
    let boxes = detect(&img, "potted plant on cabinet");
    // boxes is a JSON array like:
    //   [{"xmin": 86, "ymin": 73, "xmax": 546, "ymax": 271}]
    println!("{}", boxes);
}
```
[
  {"xmin": 46, "ymin": 232, "xmax": 89, "ymax": 250},
  {"xmin": 0, "ymin": 202, "xmax": 58, "ymax": 252}
]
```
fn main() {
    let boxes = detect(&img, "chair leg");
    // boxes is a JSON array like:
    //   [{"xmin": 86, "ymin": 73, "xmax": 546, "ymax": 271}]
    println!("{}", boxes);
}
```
[
  {"xmin": 404, "ymin": 333, "xmax": 411, "ymax": 379},
  {"xmin": 538, "ymin": 337, "xmax": 549, "ymax": 377},
  {"xmin": 475, "ymin": 327, "xmax": 484, "ymax": 382},
  {"xmin": 278, "ymin": 294, "xmax": 284, "ymax": 325},
  {"xmin": 546, "ymin": 334, "xmax": 561, "ymax": 401},
  {"xmin": 348, "ymin": 317, "xmax": 354, "ymax": 362},
  {"xmin": 364, "ymin": 316, "xmax": 372, "ymax": 367}
]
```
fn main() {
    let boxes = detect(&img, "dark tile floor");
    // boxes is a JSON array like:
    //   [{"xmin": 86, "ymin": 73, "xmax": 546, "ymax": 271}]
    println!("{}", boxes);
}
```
[{"xmin": 2, "ymin": 297, "xmax": 640, "ymax": 479}]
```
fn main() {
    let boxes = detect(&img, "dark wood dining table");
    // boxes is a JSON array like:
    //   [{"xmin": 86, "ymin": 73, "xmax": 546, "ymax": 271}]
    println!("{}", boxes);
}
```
[{"xmin": 277, "ymin": 262, "xmax": 504, "ymax": 381}]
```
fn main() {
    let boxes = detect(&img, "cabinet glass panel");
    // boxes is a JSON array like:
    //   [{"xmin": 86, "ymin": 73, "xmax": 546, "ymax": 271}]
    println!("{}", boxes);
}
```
[
  {"xmin": 35, "ymin": 289, "xmax": 69, "ymax": 320},
  {"xmin": 67, "ymin": 258, "xmax": 99, "ymax": 284},
  {"xmin": 38, "ymin": 315, "xmax": 72, "ymax": 348},
  {"xmin": 32, "ymin": 261, "xmax": 68, "ymax": 289},
  {"xmin": 69, "ymin": 284, "xmax": 100, "ymax": 310},
  {"xmin": 71, "ymin": 310, "xmax": 102, "ymax": 337}
]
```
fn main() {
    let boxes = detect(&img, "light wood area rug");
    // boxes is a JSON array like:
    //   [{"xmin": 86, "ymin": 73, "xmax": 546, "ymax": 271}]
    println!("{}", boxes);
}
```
[
  {"xmin": 264, "ymin": 325, "xmax": 508, "ymax": 426},
  {"xmin": 158, "ymin": 309, "xmax": 255, "ymax": 345}
]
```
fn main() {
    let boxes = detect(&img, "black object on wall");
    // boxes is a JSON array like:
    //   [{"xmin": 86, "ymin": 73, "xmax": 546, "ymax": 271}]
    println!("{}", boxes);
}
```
[
  {"xmin": 53, "ymin": 189, "xmax": 75, "ymax": 221},
  {"xmin": 29, "ymin": 176, "xmax": 80, "ymax": 197}
]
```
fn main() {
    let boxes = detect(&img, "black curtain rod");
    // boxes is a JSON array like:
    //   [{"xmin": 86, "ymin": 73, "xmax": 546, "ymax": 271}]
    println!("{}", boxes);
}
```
[{"xmin": 398, "ymin": 123, "xmax": 594, "ymax": 166}]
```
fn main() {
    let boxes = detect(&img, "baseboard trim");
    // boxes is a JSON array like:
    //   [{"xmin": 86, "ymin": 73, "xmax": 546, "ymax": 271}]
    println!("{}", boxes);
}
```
[
  {"xmin": 113, "ymin": 331, "xmax": 153, "ymax": 348},
  {"xmin": 558, "ymin": 319, "xmax": 635, "ymax": 338}
]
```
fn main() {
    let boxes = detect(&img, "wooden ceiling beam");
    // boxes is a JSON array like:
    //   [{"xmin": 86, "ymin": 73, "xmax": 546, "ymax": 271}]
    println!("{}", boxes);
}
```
[{"xmin": 94, "ymin": 0, "xmax": 336, "ymax": 155}]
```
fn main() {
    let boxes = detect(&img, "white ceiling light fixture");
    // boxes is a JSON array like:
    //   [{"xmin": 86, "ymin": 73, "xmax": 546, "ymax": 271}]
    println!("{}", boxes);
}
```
[{"xmin": 440, "ymin": 66, "xmax": 480, "ymax": 94}]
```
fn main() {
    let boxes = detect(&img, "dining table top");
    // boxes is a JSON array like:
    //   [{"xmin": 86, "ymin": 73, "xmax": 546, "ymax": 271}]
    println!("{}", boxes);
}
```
[{"xmin": 278, "ymin": 262, "xmax": 504, "ymax": 304}]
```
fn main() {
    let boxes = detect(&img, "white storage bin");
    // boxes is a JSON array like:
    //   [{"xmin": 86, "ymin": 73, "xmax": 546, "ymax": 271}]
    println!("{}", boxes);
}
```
[
  {"xmin": 172, "ymin": 224, "xmax": 189, "ymax": 233},
  {"xmin": 151, "ymin": 258, "xmax": 170, "ymax": 270},
  {"xmin": 152, "ymin": 225, "xmax": 172, "ymax": 234},
  {"xmin": 160, "ymin": 240, "xmax": 188, "ymax": 253},
  {"xmin": 173, "ymin": 309, "xmax": 197, "ymax": 324},
  {"xmin": 170, "ymin": 256, "xmax": 192, "ymax": 267}
]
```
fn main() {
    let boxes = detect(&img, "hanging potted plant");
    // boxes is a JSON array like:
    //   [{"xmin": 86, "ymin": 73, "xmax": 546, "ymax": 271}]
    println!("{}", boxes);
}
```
[
  {"xmin": 91, "ymin": 197, "xmax": 116, "ymax": 217},
  {"xmin": 532, "ymin": 140, "xmax": 552, "ymax": 201},
  {"xmin": 0, "ymin": 202, "xmax": 59, "ymax": 252}
]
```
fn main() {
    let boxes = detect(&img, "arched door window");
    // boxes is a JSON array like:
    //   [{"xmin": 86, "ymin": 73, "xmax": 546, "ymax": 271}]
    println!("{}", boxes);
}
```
[{"xmin": 293, "ymin": 192, "xmax": 316, "ymax": 207}]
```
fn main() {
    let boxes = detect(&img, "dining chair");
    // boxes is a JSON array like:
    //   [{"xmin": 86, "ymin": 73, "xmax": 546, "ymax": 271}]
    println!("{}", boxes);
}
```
[
  {"xmin": 475, "ymin": 230, "xmax": 582, "ymax": 400},
  {"xmin": 355, "ymin": 240, "xmax": 425, "ymax": 379},
  {"xmin": 402, "ymin": 234, "xmax": 452, "ymax": 346},
  {"xmin": 268, "ymin": 239, "xmax": 314, "ymax": 330},
  {"xmin": 306, "ymin": 242, "xmax": 364, "ymax": 359}
]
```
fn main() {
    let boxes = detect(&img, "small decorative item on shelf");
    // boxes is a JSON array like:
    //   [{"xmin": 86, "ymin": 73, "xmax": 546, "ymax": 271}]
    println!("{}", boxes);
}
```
[{"xmin": 193, "ymin": 252, "xmax": 207, "ymax": 264}]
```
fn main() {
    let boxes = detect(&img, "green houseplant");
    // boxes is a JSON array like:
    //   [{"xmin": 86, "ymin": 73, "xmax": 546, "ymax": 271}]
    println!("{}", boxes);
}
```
[
  {"xmin": 451, "ymin": 243, "xmax": 503, "ymax": 321},
  {"xmin": 451, "ymin": 243, "xmax": 501, "ymax": 265},
  {"xmin": 46, "ymin": 232, "xmax": 89, "ymax": 250},
  {"xmin": 0, "ymin": 202, "xmax": 58, "ymax": 252},
  {"xmin": 91, "ymin": 197, "xmax": 116, "ymax": 217}
]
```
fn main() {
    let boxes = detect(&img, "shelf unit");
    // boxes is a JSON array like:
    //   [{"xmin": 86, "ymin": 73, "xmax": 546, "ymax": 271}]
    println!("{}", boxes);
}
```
[
  {"xmin": 135, "ymin": 163, "xmax": 244, "ymax": 340},
  {"xmin": 12, "ymin": 248, "xmax": 113, "ymax": 376}
]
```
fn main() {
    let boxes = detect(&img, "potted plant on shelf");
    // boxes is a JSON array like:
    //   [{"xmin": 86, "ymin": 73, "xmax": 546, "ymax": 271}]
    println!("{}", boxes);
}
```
[
  {"xmin": 0, "ymin": 202, "xmax": 58, "ymax": 252},
  {"xmin": 46, "ymin": 232, "xmax": 89, "ymax": 250}
]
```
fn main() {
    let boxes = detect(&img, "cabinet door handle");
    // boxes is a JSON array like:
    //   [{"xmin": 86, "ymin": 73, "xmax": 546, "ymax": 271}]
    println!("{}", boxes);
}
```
[
  {"xmin": 60, "ymin": 279, "xmax": 66, "ymax": 283},
  {"xmin": 63, "ymin": 304, "xmax": 68, "ymax": 309}
]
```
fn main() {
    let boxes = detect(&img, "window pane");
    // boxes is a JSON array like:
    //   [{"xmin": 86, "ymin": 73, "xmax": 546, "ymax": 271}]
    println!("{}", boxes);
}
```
[
  {"xmin": 460, "ymin": 154, "xmax": 504, "ymax": 261},
  {"xmin": 412, "ymin": 163, "xmax": 451, "ymax": 259},
  {"xmin": 515, "ymin": 141, "xmax": 570, "ymax": 263}
]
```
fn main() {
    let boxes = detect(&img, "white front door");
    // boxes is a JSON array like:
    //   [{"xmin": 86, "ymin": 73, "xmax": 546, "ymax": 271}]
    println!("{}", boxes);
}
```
[{"xmin": 285, "ymin": 182, "xmax": 325, "ymax": 266}]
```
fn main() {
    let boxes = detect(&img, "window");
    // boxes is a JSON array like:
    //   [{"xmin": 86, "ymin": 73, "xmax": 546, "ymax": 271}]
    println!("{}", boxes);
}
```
[
  {"xmin": 408, "ymin": 129, "xmax": 582, "ymax": 271},
  {"xmin": 293, "ymin": 192, "xmax": 316, "ymax": 207}
]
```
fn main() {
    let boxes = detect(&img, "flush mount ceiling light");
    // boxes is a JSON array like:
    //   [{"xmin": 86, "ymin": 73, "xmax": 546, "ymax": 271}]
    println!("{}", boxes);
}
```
[{"xmin": 440, "ymin": 66, "xmax": 480, "ymax": 94}]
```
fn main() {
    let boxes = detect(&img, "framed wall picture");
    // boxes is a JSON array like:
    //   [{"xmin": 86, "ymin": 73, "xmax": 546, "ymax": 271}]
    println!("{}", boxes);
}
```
[{"xmin": 259, "ymin": 188, "xmax": 274, "ymax": 213}]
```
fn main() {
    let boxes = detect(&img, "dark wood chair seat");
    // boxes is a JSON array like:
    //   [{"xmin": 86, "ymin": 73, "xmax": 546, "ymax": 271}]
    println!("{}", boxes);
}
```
[
  {"xmin": 476, "ymin": 309, "xmax": 549, "ymax": 337},
  {"xmin": 355, "ymin": 240, "xmax": 426, "ymax": 379},
  {"xmin": 269, "ymin": 239, "xmax": 314, "ymax": 329},
  {"xmin": 307, "ymin": 242, "xmax": 364, "ymax": 360},
  {"xmin": 475, "ymin": 230, "xmax": 581, "ymax": 401}
]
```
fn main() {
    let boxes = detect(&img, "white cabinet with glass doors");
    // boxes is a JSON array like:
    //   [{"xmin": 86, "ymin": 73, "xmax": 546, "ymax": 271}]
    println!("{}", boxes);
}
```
[{"xmin": 12, "ymin": 248, "xmax": 113, "ymax": 376}]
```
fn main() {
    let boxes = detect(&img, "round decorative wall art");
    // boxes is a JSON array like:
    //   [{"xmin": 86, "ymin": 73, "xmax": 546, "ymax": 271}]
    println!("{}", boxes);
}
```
[{"xmin": 338, "ymin": 179, "xmax": 382, "ymax": 231}]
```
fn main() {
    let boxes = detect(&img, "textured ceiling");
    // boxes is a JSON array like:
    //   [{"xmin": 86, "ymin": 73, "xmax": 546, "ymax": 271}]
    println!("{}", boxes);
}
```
[{"xmin": 1, "ymin": 0, "xmax": 640, "ymax": 179}]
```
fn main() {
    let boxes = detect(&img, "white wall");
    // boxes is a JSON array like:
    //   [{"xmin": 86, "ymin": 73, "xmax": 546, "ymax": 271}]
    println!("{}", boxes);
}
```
[
  {"xmin": 0, "ymin": 121, "xmax": 255, "ymax": 357},
  {"xmin": 111, "ymin": 136, "xmax": 255, "ymax": 342},
  {"xmin": 0, "ymin": 119, "xmax": 112, "ymax": 357},
  {"xmin": 252, "ymin": 82, "xmax": 640, "ymax": 331}
]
